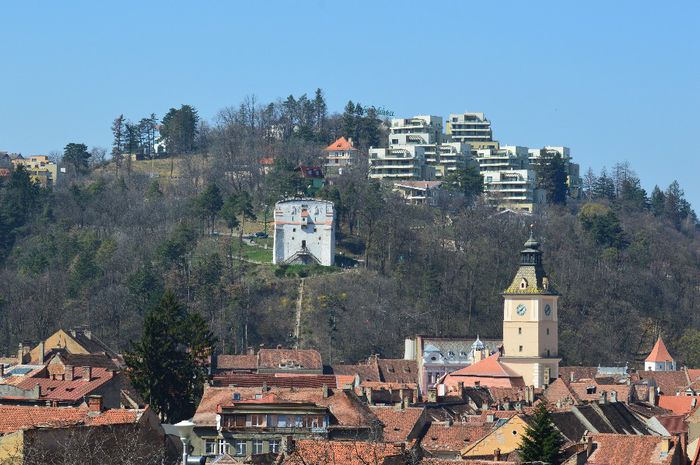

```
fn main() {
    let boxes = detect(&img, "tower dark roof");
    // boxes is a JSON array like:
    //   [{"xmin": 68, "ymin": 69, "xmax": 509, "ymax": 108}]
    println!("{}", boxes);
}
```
[{"xmin": 503, "ymin": 230, "xmax": 558, "ymax": 295}]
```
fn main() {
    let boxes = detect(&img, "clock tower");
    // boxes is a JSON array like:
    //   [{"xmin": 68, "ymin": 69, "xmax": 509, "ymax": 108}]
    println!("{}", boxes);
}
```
[{"xmin": 500, "ymin": 230, "xmax": 560, "ymax": 388}]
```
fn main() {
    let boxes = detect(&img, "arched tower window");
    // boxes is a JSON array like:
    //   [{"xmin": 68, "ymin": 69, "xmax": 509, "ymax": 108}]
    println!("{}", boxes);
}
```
[{"xmin": 520, "ymin": 278, "xmax": 528, "ymax": 289}]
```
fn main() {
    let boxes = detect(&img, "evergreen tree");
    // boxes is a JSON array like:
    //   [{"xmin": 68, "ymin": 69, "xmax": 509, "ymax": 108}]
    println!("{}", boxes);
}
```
[
  {"xmin": 443, "ymin": 166, "xmax": 484, "ymax": 202},
  {"xmin": 650, "ymin": 186, "xmax": 665, "ymax": 216},
  {"xmin": 582, "ymin": 168, "xmax": 597, "ymax": 200},
  {"xmin": 313, "ymin": 88, "xmax": 328, "ymax": 140},
  {"xmin": 617, "ymin": 177, "xmax": 648, "ymax": 212},
  {"xmin": 125, "ymin": 291, "xmax": 215, "ymax": 423},
  {"xmin": 111, "ymin": 115, "xmax": 126, "ymax": 171},
  {"xmin": 62, "ymin": 143, "xmax": 92, "ymax": 175},
  {"xmin": 519, "ymin": 402, "xmax": 564, "ymax": 465},
  {"xmin": 194, "ymin": 183, "xmax": 223, "ymax": 234},
  {"xmin": 534, "ymin": 151, "xmax": 568, "ymax": 205},
  {"xmin": 160, "ymin": 105, "xmax": 199, "ymax": 154},
  {"xmin": 592, "ymin": 168, "xmax": 615, "ymax": 201},
  {"xmin": 342, "ymin": 101, "xmax": 356, "ymax": 140}
]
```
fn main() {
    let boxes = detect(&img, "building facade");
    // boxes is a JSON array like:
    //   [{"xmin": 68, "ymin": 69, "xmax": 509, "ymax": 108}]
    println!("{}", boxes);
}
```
[
  {"xmin": 445, "ymin": 112, "xmax": 498, "ymax": 151},
  {"xmin": 528, "ymin": 146, "xmax": 582, "ymax": 199},
  {"xmin": 644, "ymin": 337, "xmax": 676, "ymax": 372},
  {"xmin": 500, "ymin": 232, "xmax": 561, "ymax": 388},
  {"xmin": 368, "ymin": 145, "xmax": 426, "ymax": 180},
  {"xmin": 10, "ymin": 155, "xmax": 58, "ymax": 186},
  {"xmin": 272, "ymin": 199, "xmax": 335, "ymax": 266},
  {"xmin": 323, "ymin": 137, "xmax": 358, "ymax": 177},
  {"xmin": 477, "ymin": 146, "xmax": 543, "ymax": 212}
]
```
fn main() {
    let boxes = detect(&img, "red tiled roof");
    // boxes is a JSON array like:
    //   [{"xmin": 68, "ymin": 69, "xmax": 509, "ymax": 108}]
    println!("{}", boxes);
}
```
[
  {"xmin": 12, "ymin": 367, "xmax": 116, "ymax": 402},
  {"xmin": 215, "ymin": 354, "xmax": 257, "ymax": 370},
  {"xmin": 0, "ymin": 405, "xmax": 145, "ymax": 433},
  {"xmin": 331, "ymin": 363, "xmax": 381, "ymax": 382},
  {"xmin": 377, "ymin": 359, "xmax": 419, "ymax": 384},
  {"xmin": 687, "ymin": 369, "xmax": 700, "ymax": 382},
  {"xmin": 646, "ymin": 337, "xmax": 674, "ymax": 363},
  {"xmin": 420, "ymin": 460, "xmax": 517, "ymax": 465},
  {"xmin": 194, "ymin": 386, "xmax": 374, "ymax": 428},
  {"xmin": 448, "ymin": 354, "xmax": 521, "ymax": 379},
  {"xmin": 657, "ymin": 395, "xmax": 700, "ymax": 415},
  {"xmin": 259, "ymin": 157, "xmax": 274, "ymax": 166},
  {"xmin": 421, "ymin": 422, "xmax": 495, "ymax": 453},
  {"xmin": 656, "ymin": 414, "xmax": 688, "ymax": 434},
  {"xmin": 586, "ymin": 433, "xmax": 678, "ymax": 465},
  {"xmin": 324, "ymin": 137, "xmax": 357, "ymax": 152},
  {"xmin": 297, "ymin": 166, "xmax": 324, "ymax": 179},
  {"xmin": 282, "ymin": 439, "xmax": 401, "ymax": 465},
  {"xmin": 211, "ymin": 373, "xmax": 341, "ymax": 389},
  {"xmin": 369, "ymin": 406, "xmax": 424, "ymax": 443},
  {"xmin": 543, "ymin": 378, "xmax": 581, "ymax": 406},
  {"xmin": 257, "ymin": 349, "xmax": 322, "ymax": 371},
  {"xmin": 638, "ymin": 370, "xmax": 690, "ymax": 395},
  {"xmin": 559, "ymin": 366, "xmax": 598, "ymax": 383}
]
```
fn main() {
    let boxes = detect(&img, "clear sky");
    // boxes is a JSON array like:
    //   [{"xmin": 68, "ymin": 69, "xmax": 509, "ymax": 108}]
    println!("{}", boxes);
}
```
[{"xmin": 2, "ymin": 1, "xmax": 699, "ymax": 208}]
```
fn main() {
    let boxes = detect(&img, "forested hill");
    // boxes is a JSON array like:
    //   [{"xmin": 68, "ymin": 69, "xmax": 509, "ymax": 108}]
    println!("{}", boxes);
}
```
[{"xmin": 0, "ymin": 94, "xmax": 698, "ymax": 369}]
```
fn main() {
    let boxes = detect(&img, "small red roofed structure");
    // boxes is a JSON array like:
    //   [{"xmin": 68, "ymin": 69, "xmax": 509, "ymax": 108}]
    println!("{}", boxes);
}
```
[
  {"xmin": 439, "ymin": 353, "xmax": 525, "ymax": 390},
  {"xmin": 645, "ymin": 337, "xmax": 677, "ymax": 372}
]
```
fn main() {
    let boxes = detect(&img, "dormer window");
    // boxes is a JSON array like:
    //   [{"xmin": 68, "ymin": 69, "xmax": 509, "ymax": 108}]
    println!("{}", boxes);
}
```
[{"xmin": 520, "ymin": 278, "xmax": 528, "ymax": 289}]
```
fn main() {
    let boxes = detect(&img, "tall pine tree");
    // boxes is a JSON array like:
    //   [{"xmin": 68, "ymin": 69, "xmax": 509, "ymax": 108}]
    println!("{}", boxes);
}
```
[
  {"xmin": 125, "ymin": 290, "xmax": 215, "ymax": 423},
  {"xmin": 519, "ymin": 402, "xmax": 564, "ymax": 465}
]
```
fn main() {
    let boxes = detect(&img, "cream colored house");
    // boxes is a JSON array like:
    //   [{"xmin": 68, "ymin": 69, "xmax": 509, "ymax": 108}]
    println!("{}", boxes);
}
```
[{"xmin": 500, "ymin": 232, "xmax": 561, "ymax": 388}]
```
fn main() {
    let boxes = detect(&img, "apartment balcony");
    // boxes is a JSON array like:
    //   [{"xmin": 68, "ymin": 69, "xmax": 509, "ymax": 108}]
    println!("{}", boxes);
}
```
[{"xmin": 220, "ymin": 426, "xmax": 328, "ymax": 434}]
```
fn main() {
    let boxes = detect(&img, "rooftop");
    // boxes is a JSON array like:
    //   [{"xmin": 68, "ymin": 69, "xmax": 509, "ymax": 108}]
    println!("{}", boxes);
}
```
[{"xmin": 646, "ymin": 337, "xmax": 675, "ymax": 363}]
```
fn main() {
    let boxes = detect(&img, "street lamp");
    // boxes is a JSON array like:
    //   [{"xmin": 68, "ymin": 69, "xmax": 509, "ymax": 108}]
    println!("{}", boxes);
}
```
[{"xmin": 175, "ymin": 419, "xmax": 195, "ymax": 465}]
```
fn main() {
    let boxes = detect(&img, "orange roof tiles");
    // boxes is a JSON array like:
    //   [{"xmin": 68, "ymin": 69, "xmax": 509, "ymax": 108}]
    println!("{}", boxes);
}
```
[
  {"xmin": 257, "ymin": 348, "xmax": 322, "ymax": 371},
  {"xmin": 441, "ymin": 354, "xmax": 525, "ymax": 389},
  {"xmin": 638, "ymin": 370, "xmax": 690, "ymax": 395},
  {"xmin": 421, "ymin": 422, "xmax": 495, "ymax": 453},
  {"xmin": 656, "ymin": 414, "xmax": 688, "ymax": 434},
  {"xmin": 211, "ymin": 373, "xmax": 340, "ymax": 389},
  {"xmin": 324, "ymin": 137, "xmax": 357, "ymax": 152},
  {"xmin": 215, "ymin": 354, "xmax": 257, "ymax": 370},
  {"xmin": 657, "ymin": 395, "xmax": 700, "ymax": 415},
  {"xmin": 646, "ymin": 337, "xmax": 675, "ymax": 363},
  {"xmin": 586, "ymin": 433, "xmax": 679, "ymax": 465},
  {"xmin": 0, "ymin": 405, "xmax": 144, "ymax": 433},
  {"xmin": 369, "ymin": 406, "xmax": 424, "ymax": 443},
  {"xmin": 13, "ymin": 367, "xmax": 116, "ymax": 403},
  {"xmin": 282, "ymin": 439, "xmax": 401, "ymax": 465}
]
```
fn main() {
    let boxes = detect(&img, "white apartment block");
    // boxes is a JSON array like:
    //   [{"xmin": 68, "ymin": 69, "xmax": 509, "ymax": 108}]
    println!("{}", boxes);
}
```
[
  {"xmin": 272, "ymin": 199, "xmax": 335, "ymax": 266},
  {"xmin": 389, "ymin": 115, "xmax": 443, "ymax": 145},
  {"xmin": 476, "ymin": 146, "xmax": 542, "ymax": 212},
  {"xmin": 423, "ymin": 142, "xmax": 471, "ymax": 178},
  {"xmin": 446, "ymin": 112, "xmax": 498, "ymax": 150},
  {"xmin": 369, "ymin": 145, "xmax": 426, "ymax": 180}
]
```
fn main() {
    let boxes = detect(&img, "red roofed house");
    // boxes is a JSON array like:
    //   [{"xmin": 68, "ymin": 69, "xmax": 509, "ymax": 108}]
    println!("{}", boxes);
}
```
[
  {"xmin": 191, "ymin": 385, "xmax": 380, "ymax": 460},
  {"xmin": 0, "ymin": 401, "xmax": 164, "ymax": 465},
  {"xmin": 646, "ymin": 337, "xmax": 677, "ymax": 372},
  {"xmin": 564, "ymin": 433, "xmax": 683, "ymax": 465},
  {"xmin": 278, "ymin": 438, "xmax": 404, "ymax": 465},
  {"xmin": 438, "ymin": 353, "xmax": 526, "ymax": 390},
  {"xmin": 323, "ymin": 136, "xmax": 358, "ymax": 176}
]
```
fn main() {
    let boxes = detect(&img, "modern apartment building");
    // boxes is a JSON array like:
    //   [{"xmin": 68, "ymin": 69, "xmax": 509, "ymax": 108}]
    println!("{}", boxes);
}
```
[
  {"xmin": 446, "ymin": 112, "xmax": 499, "ymax": 151},
  {"xmin": 368, "ymin": 145, "xmax": 427, "ymax": 180},
  {"xmin": 476, "ymin": 146, "xmax": 543, "ymax": 212},
  {"xmin": 370, "ymin": 115, "xmax": 471, "ymax": 181},
  {"xmin": 527, "ymin": 146, "xmax": 582, "ymax": 198}
]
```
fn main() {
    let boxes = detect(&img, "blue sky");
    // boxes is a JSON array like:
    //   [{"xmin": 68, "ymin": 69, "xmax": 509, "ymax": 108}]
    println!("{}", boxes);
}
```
[{"xmin": 2, "ymin": 1, "xmax": 699, "ymax": 208}]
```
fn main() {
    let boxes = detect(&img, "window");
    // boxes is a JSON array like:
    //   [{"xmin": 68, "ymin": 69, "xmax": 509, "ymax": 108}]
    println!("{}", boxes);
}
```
[
  {"xmin": 313, "ymin": 227, "xmax": 317, "ymax": 232},
  {"xmin": 269, "ymin": 440, "xmax": 281, "ymax": 454},
  {"xmin": 519, "ymin": 345, "xmax": 523, "ymax": 352},
  {"xmin": 586, "ymin": 386, "xmax": 596, "ymax": 395},
  {"xmin": 218, "ymin": 439, "xmax": 229, "ymax": 455},
  {"xmin": 546, "ymin": 328, "xmax": 550, "ymax": 335},
  {"xmin": 234, "ymin": 440, "xmax": 246, "ymax": 456},
  {"xmin": 293, "ymin": 228, "xmax": 296, "ymax": 232},
  {"xmin": 547, "ymin": 349, "xmax": 551, "ymax": 357},
  {"xmin": 249, "ymin": 414, "xmax": 266, "ymax": 427},
  {"xmin": 518, "ymin": 327, "xmax": 522, "ymax": 335},
  {"xmin": 253, "ymin": 440, "xmax": 264, "ymax": 455},
  {"xmin": 204, "ymin": 439, "xmax": 216, "ymax": 455}
]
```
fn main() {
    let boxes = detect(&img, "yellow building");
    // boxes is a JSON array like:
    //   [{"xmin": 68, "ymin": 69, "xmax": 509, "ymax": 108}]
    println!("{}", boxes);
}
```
[
  {"xmin": 11, "ymin": 155, "xmax": 58, "ymax": 186},
  {"xmin": 461, "ymin": 414, "xmax": 530, "ymax": 458},
  {"xmin": 500, "ymin": 231, "xmax": 561, "ymax": 388}
]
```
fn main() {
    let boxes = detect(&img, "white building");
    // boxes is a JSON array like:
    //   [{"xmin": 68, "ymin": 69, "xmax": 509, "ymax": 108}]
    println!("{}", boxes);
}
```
[
  {"xmin": 370, "ymin": 115, "xmax": 471, "ymax": 181},
  {"xmin": 369, "ymin": 145, "xmax": 426, "ymax": 180},
  {"xmin": 446, "ymin": 112, "xmax": 499, "ymax": 151},
  {"xmin": 272, "ymin": 199, "xmax": 335, "ymax": 266},
  {"xmin": 477, "ymin": 146, "xmax": 543, "ymax": 212},
  {"xmin": 644, "ymin": 337, "xmax": 677, "ymax": 372}
]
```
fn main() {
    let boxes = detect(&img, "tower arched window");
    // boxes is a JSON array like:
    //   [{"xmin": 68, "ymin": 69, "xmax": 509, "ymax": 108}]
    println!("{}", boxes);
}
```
[{"xmin": 520, "ymin": 278, "xmax": 528, "ymax": 289}]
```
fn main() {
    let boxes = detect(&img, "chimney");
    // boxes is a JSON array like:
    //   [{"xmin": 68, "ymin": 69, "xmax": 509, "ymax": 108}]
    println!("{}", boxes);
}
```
[
  {"xmin": 599, "ymin": 391, "xmax": 607, "ymax": 405},
  {"xmin": 570, "ymin": 371, "xmax": 575, "ymax": 383},
  {"xmin": 494, "ymin": 448, "xmax": 501, "ymax": 461},
  {"xmin": 692, "ymin": 398, "xmax": 697, "ymax": 408},
  {"xmin": 65, "ymin": 365, "xmax": 75, "ymax": 381},
  {"xmin": 585, "ymin": 435, "xmax": 593, "ymax": 456},
  {"xmin": 457, "ymin": 381, "xmax": 465, "ymax": 398},
  {"xmin": 428, "ymin": 388, "xmax": 437, "ymax": 403},
  {"xmin": 474, "ymin": 380, "xmax": 480, "ymax": 388},
  {"xmin": 348, "ymin": 137, "xmax": 353, "ymax": 147},
  {"xmin": 247, "ymin": 347, "xmax": 255, "ymax": 356},
  {"xmin": 38, "ymin": 341, "xmax": 45, "ymax": 364},
  {"xmin": 82, "ymin": 366, "xmax": 92, "ymax": 382},
  {"xmin": 610, "ymin": 390, "xmax": 618, "ymax": 403},
  {"xmin": 650, "ymin": 386, "xmax": 658, "ymax": 405},
  {"xmin": 660, "ymin": 437, "xmax": 671, "ymax": 454},
  {"xmin": 0, "ymin": 364, "xmax": 4, "ymax": 377},
  {"xmin": 322, "ymin": 384, "xmax": 329, "ymax": 398},
  {"xmin": 87, "ymin": 395, "xmax": 103, "ymax": 412},
  {"xmin": 487, "ymin": 413, "xmax": 495, "ymax": 423},
  {"xmin": 262, "ymin": 381, "xmax": 268, "ymax": 392}
]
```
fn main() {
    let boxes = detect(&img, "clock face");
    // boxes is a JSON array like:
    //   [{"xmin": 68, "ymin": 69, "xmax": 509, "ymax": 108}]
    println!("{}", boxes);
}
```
[
  {"xmin": 516, "ymin": 304, "xmax": 526, "ymax": 316},
  {"xmin": 544, "ymin": 304, "xmax": 552, "ymax": 316}
]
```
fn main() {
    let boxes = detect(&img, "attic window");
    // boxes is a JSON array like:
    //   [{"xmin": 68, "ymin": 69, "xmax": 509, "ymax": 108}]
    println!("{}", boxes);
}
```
[
  {"xmin": 388, "ymin": 366, "xmax": 395, "ymax": 373},
  {"xmin": 586, "ymin": 386, "xmax": 596, "ymax": 394},
  {"xmin": 520, "ymin": 278, "xmax": 528, "ymax": 289},
  {"xmin": 403, "ymin": 367, "xmax": 411, "ymax": 373}
]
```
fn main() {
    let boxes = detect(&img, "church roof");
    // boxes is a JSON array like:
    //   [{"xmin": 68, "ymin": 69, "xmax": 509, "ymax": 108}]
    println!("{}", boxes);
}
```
[
  {"xmin": 645, "ymin": 337, "xmax": 674, "ymax": 363},
  {"xmin": 503, "ymin": 230, "xmax": 558, "ymax": 295}
]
